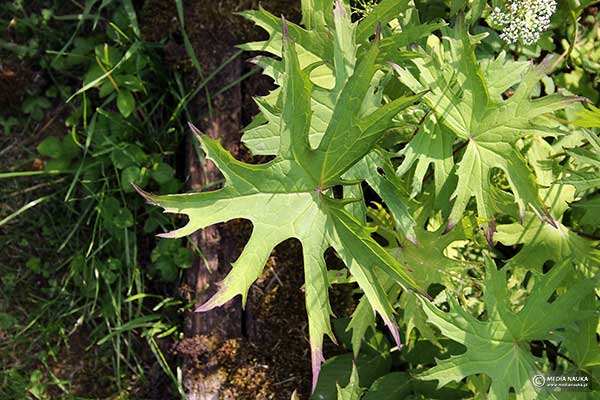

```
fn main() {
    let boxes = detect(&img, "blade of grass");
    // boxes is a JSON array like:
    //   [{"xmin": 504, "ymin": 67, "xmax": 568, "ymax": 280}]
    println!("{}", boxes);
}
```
[
  {"xmin": 0, "ymin": 195, "xmax": 52, "ymax": 227},
  {"xmin": 0, "ymin": 170, "xmax": 68, "ymax": 179},
  {"xmin": 148, "ymin": 336, "xmax": 186, "ymax": 399},
  {"xmin": 51, "ymin": 0, "xmax": 100, "ymax": 67},
  {"xmin": 67, "ymin": 42, "xmax": 141, "ymax": 102},
  {"xmin": 125, "ymin": 293, "xmax": 163, "ymax": 302},
  {"xmin": 57, "ymin": 201, "xmax": 94, "ymax": 252},
  {"xmin": 122, "ymin": 0, "xmax": 140, "ymax": 37},
  {"xmin": 97, "ymin": 314, "xmax": 161, "ymax": 345},
  {"xmin": 174, "ymin": 0, "xmax": 214, "ymax": 119},
  {"xmin": 212, "ymin": 65, "xmax": 262, "ymax": 97},
  {"xmin": 65, "ymin": 109, "xmax": 98, "ymax": 202},
  {"xmin": 167, "ymin": 49, "xmax": 244, "ymax": 127}
]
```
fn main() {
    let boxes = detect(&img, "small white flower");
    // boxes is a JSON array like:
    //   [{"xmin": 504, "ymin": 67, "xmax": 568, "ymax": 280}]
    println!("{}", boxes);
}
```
[{"xmin": 490, "ymin": 0, "xmax": 557, "ymax": 45}]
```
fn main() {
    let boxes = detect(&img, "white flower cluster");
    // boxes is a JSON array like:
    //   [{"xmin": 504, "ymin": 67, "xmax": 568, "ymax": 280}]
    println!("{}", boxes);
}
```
[{"xmin": 490, "ymin": 0, "xmax": 557, "ymax": 45}]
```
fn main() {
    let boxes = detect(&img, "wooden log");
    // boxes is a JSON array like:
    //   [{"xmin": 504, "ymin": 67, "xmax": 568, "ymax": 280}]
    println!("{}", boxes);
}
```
[
  {"xmin": 182, "ymin": 31, "xmax": 243, "ymax": 400},
  {"xmin": 177, "ymin": 2, "xmax": 304, "ymax": 398}
]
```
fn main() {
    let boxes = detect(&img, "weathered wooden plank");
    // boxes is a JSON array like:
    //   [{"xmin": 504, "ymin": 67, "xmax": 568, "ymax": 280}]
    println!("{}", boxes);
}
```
[{"xmin": 182, "ymin": 22, "xmax": 244, "ymax": 400}]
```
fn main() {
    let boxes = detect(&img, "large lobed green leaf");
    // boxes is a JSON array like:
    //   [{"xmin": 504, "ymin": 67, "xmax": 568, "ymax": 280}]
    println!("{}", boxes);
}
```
[
  {"xmin": 392, "ymin": 19, "xmax": 584, "ymax": 243},
  {"xmin": 136, "ymin": 7, "xmax": 424, "ymax": 390},
  {"xmin": 419, "ymin": 258, "xmax": 598, "ymax": 400},
  {"xmin": 495, "ymin": 137, "xmax": 600, "ymax": 277}
]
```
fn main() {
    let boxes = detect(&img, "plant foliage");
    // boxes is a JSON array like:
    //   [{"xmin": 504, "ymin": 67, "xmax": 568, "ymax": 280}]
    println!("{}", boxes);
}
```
[{"xmin": 137, "ymin": 0, "xmax": 599, "ymax": 398}]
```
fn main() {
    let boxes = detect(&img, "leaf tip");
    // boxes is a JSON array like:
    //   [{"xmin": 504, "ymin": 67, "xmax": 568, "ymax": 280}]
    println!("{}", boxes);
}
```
[
  {"xmin": 281, "ymin": 15, "xmax": 289, "ymax": 41},
  {"xmin": 156, "ymin": 231, "xmax": 179, "ymax": 239},
  {"xmin": 387, "ymin": 61, "xmax": 400, "ymax": 71},
  {"xmin": 375, "ymin": 22, "xmax": 382, "ymax": 43},
  {"xmin": 334, "ymin": 0, "xmax": 347, "ymax": 18},
  {"xmin": 545, "ymin": 214, "xmax": 559, "ymax": 229},
  {"xmin": 332, "ymin": 336, "xmax": 338, "ymax": 346},
  {"xmin": 519, "ymin": 208, "xmax": 525, "ymax": 225},
  {"xmin": 132, "ymin": 183, "xmax": 158, "ymax": 206},
  {"xmin": 411, "ymin": 287, "xmax": 433, "ymax": 302},
  {"xmin": 484, "ymin": 219, "xmax": 496, "ymax": 247},
  {"xmin": 443, "ymin": 221, "xmax": 456, "ymax": 235},
  {"xmin": 311, "ymin": 346, "xmax": 325, "ymax": 393},
  {"xmin": 575, "ymin": 95, "xmax": 592, "ymax": 104},
  {"xmin": 382, "ymin": 316, "xmax": 401, "ymax": 349},
  {"xmin": 187, "ymin": 122, "xmax": 203, "ymax": 139},
  {"xmin": 247, "ymin": 55, "xmax": 264, "ymax": 66},
  {"xmin": 408, "ymin": 235, "xmax": 419, "ymax": 246},
  {"xmin": 534, "ymin": 206, "xmax": 559, "ymax": 229},
  {"xmin": 538, "ymin": 54, "xmax": 560, "ymax": 74},
  {"xmin": 195, "ymin": 298, "xmax": 217, "ymax": 313}
]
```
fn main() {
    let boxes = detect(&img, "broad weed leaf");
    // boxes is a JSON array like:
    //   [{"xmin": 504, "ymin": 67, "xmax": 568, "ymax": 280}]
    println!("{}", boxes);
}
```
[
  {"xmin": 135, "ymin": 16, "xmax": 424, "ymax": 390},
  {"xmin": 392, "ymin": 18, "xmax": 584, "ymax": 243},
  {"xmin": 495, "ymin": 137, "xmax": 600, "ymax": 278},
  {"xmin": 336, "ymin": 363, "xmax": 364, "ymax": 400},
  {"xmin": 419, "ymin": 258, "xmax": 598, "ymax": 400}
]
